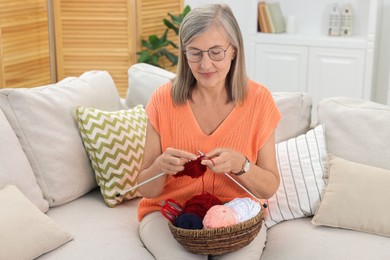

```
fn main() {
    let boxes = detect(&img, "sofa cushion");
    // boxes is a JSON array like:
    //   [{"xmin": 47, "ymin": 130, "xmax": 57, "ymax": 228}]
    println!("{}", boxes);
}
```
[
  {"xmin": 126, "ymin": 63, "xmax": 175, "ymax": 108},
  {"xmin": 318, "ymin": 97, "xmax": 390, "ymax": 170},
  {"xmin": 126, "ymin": 63, "xmax": 312, "ymax": 143},
  {"xmin": 261, "ymin": 217, "xmax": 390, "ymax": 260},
  {"xmin": 312, "ymin": 155, "xmax": 390, "ymax": 237},
  {"xmin": 0, "ymin": 185, "xmax": 73, "ymax": 260},
  {"xmin": 264, "ymin": 125, "xmax": 328, "ymax": 228},
  {"xmin": 272, "ymin": 92, "xmax": 312, "ymax": 143},
  {"xmin": 0, "ymin": 108, "xmax": 49, "ymax": 212},
  {"xmin": 39, "ymin": 190, "xmax": 154, "ymax": 260},
  {"xmin": 0, "ymin": 71, "xmax": 123, "ymax": 207},
  {"xmin": 76, "ymin": 105, "xmax": 147, "ymax": 207}
]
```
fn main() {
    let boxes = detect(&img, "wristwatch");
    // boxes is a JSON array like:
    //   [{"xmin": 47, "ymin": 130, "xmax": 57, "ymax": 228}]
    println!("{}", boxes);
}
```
[{"xmin": 231, "ymin": 157, "xmax": 251, "ymax": 176}]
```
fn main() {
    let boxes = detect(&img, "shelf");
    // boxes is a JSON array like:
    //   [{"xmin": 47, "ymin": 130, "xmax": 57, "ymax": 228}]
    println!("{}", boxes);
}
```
[{"xmin": 249, "ymin": 33, "xmax": 368, "ymax": 49}]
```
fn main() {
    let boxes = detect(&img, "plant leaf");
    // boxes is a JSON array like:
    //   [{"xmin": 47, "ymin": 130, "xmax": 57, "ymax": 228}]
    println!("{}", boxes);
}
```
[
  {"xmin": 163, "ymin": 19, "xmax": 176, "ymax": 30},
  {"xmin": 137, "ymin": 51, "xmax": 150, "ymax": 63},
  {"xmin": 160, "ymin": 48, "xmax": 178, "ymax": 66}
]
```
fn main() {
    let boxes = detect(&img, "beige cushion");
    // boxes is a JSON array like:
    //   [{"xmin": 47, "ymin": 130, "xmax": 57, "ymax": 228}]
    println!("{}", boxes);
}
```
[
  {"xmin": 272, "ymin": 92, "xmax": 312, "ymax": 143},
  {"xmin": 312, "ymin": 155, "xmax": 390, "ymax": 237},
  {"xmin": 0, "ymin": 108, "xmax": 48, "ymax": 212},
  {"xmin": 0, "ymin": 71, "xmax": 123, "ymax": 207},
  {"xmin": 0, "ymin": 185, "xmax": 73, "ymax": 259},
  {"xmin": 318, "ymin": 97, "xmax": 390, "ymax": 170}
]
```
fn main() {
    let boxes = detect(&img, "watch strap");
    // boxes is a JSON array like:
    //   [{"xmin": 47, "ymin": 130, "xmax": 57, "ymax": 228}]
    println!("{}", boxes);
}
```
[{"xmin": 231, "ymin": 157, "xmax": 250, "ymax": 176}]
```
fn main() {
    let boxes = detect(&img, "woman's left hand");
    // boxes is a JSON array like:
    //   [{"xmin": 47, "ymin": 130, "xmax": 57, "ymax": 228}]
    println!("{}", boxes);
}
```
[{"xmin": 200, "ymin": 148, "xmax": 246, "ymax": 174}]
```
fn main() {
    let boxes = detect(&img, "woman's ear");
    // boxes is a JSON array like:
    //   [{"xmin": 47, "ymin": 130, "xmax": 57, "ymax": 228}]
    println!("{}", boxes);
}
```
[{"xmin": 232, "ymin": 51, "xmax": 236, "ymax": 60}]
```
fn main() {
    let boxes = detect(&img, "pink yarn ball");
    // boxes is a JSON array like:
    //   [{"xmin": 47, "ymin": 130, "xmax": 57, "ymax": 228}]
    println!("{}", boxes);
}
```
[{"xmin": 202, "ymin": 205, "xmax": 237, "ymax": 229}]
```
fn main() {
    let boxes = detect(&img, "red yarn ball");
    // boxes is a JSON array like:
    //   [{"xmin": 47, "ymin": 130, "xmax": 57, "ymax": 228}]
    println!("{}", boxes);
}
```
[
  {"xmin": 183, "ymin": 192, "xmax": 222, "ymax": 219},
  {"xmin": 174, "ymin": 156, "xmax": 206, "ymax": 178}
]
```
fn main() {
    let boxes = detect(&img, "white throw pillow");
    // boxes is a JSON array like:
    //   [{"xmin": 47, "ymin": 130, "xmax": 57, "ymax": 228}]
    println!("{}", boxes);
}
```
[
  {"xmin": 264, "ymin": 125, "xmax": 328, "ymax": 228},
  {"xmin": 0, "ymin": 107, "xmax": 48, "ymax": 212},
  {"xmin": 0, "ymin": 185, "xmax": 73, "ymax": 259},
  {"xmin": 318, "ymin": 97, "xmax": 390, "ymax": 170},
  {"xmin": 126, "ymin": 63, "xmax": 175, "ymax": 108},
  {"xmin": 0, "ymin": 71, "xmax": 123, "ymax": 207}
]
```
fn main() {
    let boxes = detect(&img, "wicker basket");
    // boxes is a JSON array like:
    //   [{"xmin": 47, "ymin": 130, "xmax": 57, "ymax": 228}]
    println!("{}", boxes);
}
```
[{"xmin": 168, "ymin": 209, "xmax": 264, "ymax": 255}]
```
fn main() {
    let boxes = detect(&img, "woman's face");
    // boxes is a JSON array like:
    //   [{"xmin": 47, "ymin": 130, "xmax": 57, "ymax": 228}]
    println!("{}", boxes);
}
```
[{"xmin": 185, "ymin": 25, "xmax": 235, "ymax": 91}]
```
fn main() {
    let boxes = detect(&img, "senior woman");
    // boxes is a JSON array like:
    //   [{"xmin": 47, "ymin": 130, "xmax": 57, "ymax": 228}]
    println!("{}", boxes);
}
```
[{"xmin": 137, "ymin": 3, "xmax": 281, "ymax": 259}]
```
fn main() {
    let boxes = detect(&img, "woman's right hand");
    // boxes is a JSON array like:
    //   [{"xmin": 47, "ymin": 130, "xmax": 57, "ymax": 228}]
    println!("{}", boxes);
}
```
[
  {"xmin": 137, "ymin": 121, "xmax": 198, "ymax": 198},
  {"xmin": 156, "ymin": 147, "xmax": 198, "ymax": 176}
]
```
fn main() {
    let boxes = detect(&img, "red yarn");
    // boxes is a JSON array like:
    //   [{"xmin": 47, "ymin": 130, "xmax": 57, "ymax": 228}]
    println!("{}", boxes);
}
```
[
  {"xmin": 169, "ymin": 153, "xmax": 222, "ymax": 221},
  {"xmin": 174, "ymin": 156, "xmax": 207, "ymax": 178},
  {"xmin": 183, "ymin": 192, "xmax": 222, "ymax": 219}
]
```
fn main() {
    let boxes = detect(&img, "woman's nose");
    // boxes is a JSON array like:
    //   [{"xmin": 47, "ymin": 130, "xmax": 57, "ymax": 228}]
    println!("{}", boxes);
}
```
[{"xmin": 200, "ymin": 53, "xmax": 212, "ymax": 69}]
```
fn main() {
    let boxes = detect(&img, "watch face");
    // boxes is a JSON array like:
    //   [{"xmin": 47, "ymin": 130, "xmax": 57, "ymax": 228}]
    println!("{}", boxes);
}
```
[{"xmin": 244, "ymin": 159, "xmax": 251, "ymax": 172}]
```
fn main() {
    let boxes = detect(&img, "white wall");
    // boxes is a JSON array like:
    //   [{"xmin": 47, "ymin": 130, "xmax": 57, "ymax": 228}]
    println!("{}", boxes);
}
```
[{"xmin": 375, "ymin": 0, "xmax": 390, "ymax": 104}]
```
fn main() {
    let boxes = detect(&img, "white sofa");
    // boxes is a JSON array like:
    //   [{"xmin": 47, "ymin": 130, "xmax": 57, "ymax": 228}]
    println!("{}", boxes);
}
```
[{"xmin": 1, "ymin": 63, "xmax": 389, "ymax": 260}]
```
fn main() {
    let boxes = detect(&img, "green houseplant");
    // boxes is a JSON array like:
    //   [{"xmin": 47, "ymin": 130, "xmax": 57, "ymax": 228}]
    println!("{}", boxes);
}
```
[{"xmin": 137, "ymin": 5, "xmax": 191, "ymax": 68}]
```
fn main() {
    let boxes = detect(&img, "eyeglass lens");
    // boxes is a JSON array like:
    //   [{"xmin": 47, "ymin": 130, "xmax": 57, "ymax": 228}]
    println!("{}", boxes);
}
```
[{"xmin": 185, "ymin": 45, "xmax": 230, "ymax": 62}]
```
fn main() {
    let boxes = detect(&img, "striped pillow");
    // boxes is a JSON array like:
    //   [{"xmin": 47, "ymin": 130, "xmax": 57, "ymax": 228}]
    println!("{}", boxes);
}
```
[
  {"xmin": 76, "ymin": 105, "xmax": 147, "ymax": 207},
  {"xmin": 264, "ymin": 124, "xmax": 328, "ymax": 227}
]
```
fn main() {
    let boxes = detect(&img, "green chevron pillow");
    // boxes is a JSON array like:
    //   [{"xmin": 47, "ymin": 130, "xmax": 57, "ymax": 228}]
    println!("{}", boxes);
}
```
[{"xmin": 76, "ymin": 105, "xmax": 147, "ymax": 207}]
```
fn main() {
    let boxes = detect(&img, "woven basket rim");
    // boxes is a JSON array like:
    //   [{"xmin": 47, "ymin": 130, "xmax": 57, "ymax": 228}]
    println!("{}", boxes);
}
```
[
  {"xmin": 169, "ymin": 209, "xmax": 262, "ymax": 235},
  {"xmin": 168, "ymin": 209, "xmax": 264, "ymax": 255}
]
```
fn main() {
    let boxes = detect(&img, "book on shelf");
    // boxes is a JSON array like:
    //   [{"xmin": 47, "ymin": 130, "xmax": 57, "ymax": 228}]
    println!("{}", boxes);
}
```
[
  {"xmin": 268, "ymin": 2, "xmax": 286, "ymax": 33},
  {"xmin": 258, "ymin": 2, "xmax": 286, "ymax": 34},
  {"xmin": 258, "ymin": 2, "xmax": 270, "ymax": 33},
  {"xmin": 265, "ymin": 3, "xmax": 275, "ymax": 33}
]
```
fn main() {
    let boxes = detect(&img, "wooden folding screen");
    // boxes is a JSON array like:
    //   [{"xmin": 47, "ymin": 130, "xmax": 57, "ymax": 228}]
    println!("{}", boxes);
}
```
[
  {"xmin": 136, "ymin": 0, "xmax": 183, "ymax": 72},
  {"xmin": 53, "ymin": 0, "xmax": 135, "ymax": 97},
  {"xmin": 0, "ymin": 0, "xmax": 51, "ymax": 88},
  {"xmin": 54, "ymin": 0, "xmax": 183, "ymax": 97},
  {"xmin": 0, "ymin": 0, "xmax": 182, "ymax": 94}
]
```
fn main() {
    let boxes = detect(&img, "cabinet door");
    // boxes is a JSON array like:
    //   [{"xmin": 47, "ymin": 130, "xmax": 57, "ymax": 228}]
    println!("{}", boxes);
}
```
[
  {"xmin": 254, "ymin": 44, "xmax": 308, "ymax": 92},
  {"xmin": 308, "ymin": 47, "xmax": 365, "ymax": 107}
]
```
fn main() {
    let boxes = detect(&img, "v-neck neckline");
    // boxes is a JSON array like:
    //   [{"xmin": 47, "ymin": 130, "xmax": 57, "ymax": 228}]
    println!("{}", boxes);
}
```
[{"xmin": 183, "ymin": 100, "xmax": 240, "ymax": 138}]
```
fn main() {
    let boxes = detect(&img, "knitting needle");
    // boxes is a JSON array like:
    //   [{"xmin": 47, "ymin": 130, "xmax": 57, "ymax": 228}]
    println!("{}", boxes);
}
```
[
  {"xmin": 224, "ymin": 172, "xmax": 267, "ymax": 208},
  {"xmin": 115, "ymin": 172, "xmax": 166, "ymax": 197},
  {"xmin": 117, "ymin": 151, "xmax": 204, "ymax": 198},
  {"xmin": 198, "ymin": 150, "xmax": 267, "ymax": 208}
]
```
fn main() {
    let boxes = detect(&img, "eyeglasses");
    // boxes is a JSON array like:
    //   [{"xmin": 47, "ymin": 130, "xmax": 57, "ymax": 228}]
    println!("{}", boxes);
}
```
[{"xmin": 184, "ymin": 44, "xmax": 231, "ymax": 62}]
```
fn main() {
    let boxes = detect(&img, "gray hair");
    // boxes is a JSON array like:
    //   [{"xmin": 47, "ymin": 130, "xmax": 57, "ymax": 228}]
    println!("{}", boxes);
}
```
[{"xmin": 172, "ymin": 3, "xmax": 248, "ymax": 105}]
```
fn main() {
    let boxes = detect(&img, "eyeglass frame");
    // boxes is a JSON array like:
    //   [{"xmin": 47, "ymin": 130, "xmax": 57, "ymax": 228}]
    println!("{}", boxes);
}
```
[{"xmin": 184, "ymin": 44, "xmax": 232, "ymax": 62}]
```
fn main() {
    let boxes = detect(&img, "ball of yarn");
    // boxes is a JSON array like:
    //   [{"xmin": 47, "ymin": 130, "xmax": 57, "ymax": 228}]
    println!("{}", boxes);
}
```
[
  {"xmin": 174, "ymin": 213, "xmax": 203, "ymax": 230},
  {"xmin": 225, "ymin": 197, "xmax": 261, "ymax": 223},
  {"xmin": 183, "ymin": 192, "xmax": 222, "ymax": 219},
  {"xmin": 174, "ymin": 156, "xmax": 206, "ymax": 178},
  {"xmin": 203, "ymin": 205, "xmax": 237, "ymax": 229}
]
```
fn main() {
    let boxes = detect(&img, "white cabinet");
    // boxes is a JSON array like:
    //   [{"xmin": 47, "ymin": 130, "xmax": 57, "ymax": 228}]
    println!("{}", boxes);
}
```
[
  {"xmin": 254, "ymin": 44, "xmax": 308, "ymax": 93},
  {"xmin": 308, "ymin": 47, "xmax": 365, "ymax": 106},
  {"xmin": 255, "ymin": 42, "xmax": 366, "ymax": 107},
  {"xmin": 246, "ymin": 0, "xmax": 380, "ymax": 109}
]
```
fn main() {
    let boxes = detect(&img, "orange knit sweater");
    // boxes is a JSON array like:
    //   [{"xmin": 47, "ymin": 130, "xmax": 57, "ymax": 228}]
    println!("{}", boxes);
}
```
[{"xmin": 137, "ymin": 80, "xmax": 281, "ymax": 221}]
